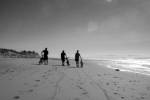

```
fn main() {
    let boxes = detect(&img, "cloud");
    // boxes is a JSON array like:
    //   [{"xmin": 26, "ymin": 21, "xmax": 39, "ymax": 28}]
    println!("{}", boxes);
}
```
[
  {"xmin": 106, "ymin": 0, "xmax": 113, "ymax": 3},
  {"xmin": 87, "ymin": 21, "xmax": 99, "ymax": 33}
]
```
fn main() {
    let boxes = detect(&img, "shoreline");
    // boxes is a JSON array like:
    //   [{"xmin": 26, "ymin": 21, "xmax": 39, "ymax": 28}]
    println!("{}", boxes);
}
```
[{"xmin": 91, "ymin": 59, "xmax": 150, "ymax": 76}]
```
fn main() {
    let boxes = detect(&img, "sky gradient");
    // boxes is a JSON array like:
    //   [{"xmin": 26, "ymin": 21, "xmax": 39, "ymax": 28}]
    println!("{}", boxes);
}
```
[{"xmin": 0, "ymin": 0, "xmax": 150, "ymax": 58}]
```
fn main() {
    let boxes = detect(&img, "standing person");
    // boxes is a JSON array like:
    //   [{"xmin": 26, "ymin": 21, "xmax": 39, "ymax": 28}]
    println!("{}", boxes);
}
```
[
  {"xmin": 75, "ymin": 50, "xmax": 81, "ymax": 68},
  {"xmin": 42, "ymin": 48, "xmax": 49, "ymax": 65},
  {"xmin": 61, "ymin": 50, "xmax": 66, "ymax": 66}
]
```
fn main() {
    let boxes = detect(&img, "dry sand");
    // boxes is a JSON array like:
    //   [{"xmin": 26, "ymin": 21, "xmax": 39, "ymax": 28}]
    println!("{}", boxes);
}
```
[{"xmin": 0, "ymin": 58, "xmax": 150, "ymax": 100}]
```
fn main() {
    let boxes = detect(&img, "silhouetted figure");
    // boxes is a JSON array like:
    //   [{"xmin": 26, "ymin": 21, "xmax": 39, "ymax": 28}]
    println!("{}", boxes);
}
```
[
  {"xmin": 41, "ymin": 48, "xmax": 49, "ymax": 65},
  {"xmin": 66, "ymin": 57, "xmax": 70, "ymax": 66},
  {"xmin": 75, "ymin": 50, "xmax": 82, "ymax": 68},
  {"xmin": 61, "ymin": 50, "xmax": 66, "ymax": 66}
]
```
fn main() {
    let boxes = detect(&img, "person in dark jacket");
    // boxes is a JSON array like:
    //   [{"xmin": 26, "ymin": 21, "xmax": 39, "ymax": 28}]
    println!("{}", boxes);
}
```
[
  {"xmin": 61, "ymin": 50, "xmax": 66, "ymax": 66},
  {"xmin": 75, "ymin": 50, "xmax": 82, "ymax": 67},
  {"xmin": 41, "ymin": 48, "xmax": 49, "ymax": 65}
]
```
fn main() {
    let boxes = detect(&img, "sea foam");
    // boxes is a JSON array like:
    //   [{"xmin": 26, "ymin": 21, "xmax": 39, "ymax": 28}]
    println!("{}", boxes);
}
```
[{"xmin": 98, "ymin": 58, "xmax": 150, "ymax": 76}]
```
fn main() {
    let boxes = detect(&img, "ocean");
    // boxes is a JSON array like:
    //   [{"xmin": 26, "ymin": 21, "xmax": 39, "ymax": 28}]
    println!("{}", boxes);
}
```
[{"xmin": 97, "ymin": 57, "xmax": 150, "ymax": 76}]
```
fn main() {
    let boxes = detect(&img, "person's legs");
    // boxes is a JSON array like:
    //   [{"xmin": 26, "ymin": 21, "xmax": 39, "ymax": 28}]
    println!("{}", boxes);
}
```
[
  {"xmin": 62, "ymin": 59, "xmax": 65, "ymax": 66},
  {"xmin": 45, "ymin": 59, "xmax": 48, "ymax": 65},
  {"xmin": 43, "ymin": 56, "xmax": 48, "ymax": 65},
  {"xmin": 76, "ymin": 60, "xmax": 79, "ymax": 67},
  {"xmin": 44, "ymin": 59, "xmax": 46, "ymax": 65}
]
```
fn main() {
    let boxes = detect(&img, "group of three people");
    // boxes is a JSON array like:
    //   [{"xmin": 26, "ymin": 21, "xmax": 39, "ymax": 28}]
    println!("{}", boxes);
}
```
[{"xmin": 39, "ymin": 48, "xmax": 83, "ymax": 67}]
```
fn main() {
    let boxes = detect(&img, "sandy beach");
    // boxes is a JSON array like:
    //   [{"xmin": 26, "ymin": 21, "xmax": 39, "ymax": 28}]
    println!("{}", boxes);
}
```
[{"xmin": 0, "ymin": 58, "xmax": 150, "ymax": 100}]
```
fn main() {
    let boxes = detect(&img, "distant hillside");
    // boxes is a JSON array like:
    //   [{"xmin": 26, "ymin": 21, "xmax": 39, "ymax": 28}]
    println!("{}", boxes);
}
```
[{"xmin": 0, "ymin": 48, "xmax": 40, "ymax": 58}]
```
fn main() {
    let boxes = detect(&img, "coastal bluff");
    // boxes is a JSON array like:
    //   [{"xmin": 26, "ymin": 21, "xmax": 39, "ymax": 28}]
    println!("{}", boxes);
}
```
[{"xmin": 0, "ymin": 48, "xmax": 40, "ymax": 58}]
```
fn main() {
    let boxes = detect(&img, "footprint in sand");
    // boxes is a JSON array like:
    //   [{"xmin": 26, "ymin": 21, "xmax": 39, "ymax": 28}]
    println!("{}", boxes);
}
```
[
  {"xmin": 44, "ymin": 72, "xmax": 47, "ymax": 74},
  {"xmin": 18, "ymin": 88, "xmax": 34, "ymax": 95},
  {"xmin": 76, "ymin": 85, "xmax": 89, "ymax": 97},
  {"xmin": 97, "ymin": 74, "xmax": 101, "ymax": 77},
  {"xmin": 146, "ymin": 86, "xmax": 150, "ymax": 91},
  {"xmin": 42, "ymin": 75, "xmax": 48, "ymax": 79},
  {"xmin": 35, "ymin": 80, "xmax": 40, "ymax": 82},
  {"xmin": 48, "ymin": 69, "xmax": 52, "ymax": 72},
  {"xmin": 138, "ymin": 92, "xmax": 147, "ymax": 100},
  {"xmin": 129, "ymin": 80, "xmax": 132, "ymax": 82},
  {"xmin": 42, "ymin": 75, "xmax": 46, "ymax": 77},
  {"xmin": 82, "ymin": 91, "xmax": 88, "ymax": 95},
  {"xmin": 76, "ymin": 85, "xmax": 83, "ymax": 90},
  {"xmin": 10, "ymin": 70, "xmax": 15, "ymax": 72},
  {"xmin": 121, "ymin": 96, "xmax": 125, "ymax": 99},
  {"xmin": 24, "ymin": 82, "xmax": 29, "ymax": 85},
  {"xmin": 33, "ymin": 84, "xmax": 39, "ymax": 87},
  {"xmin": 112, "ymin": 76, "xmax": 121, "ymax": 79},
  {"xmin": 140, "ymin": 96, "xmax": 145, "ymax": 99},
  {"xmin": 106, "ymin": 82, "xmax": 110, "ymax": 86},
  {"xmin": 28, "ymin": 89, "xmax": 34, "ymax": 92},
  {"xmin": 130, "ymin": 87, "xmax": 136, "ymax": 91},
  {"xmin": 74, "ymin": 97, "xmax": 80, "ymax": 100},
  {"xmin": 13, "ymin": 96, "xmax": 20, "ymax": 99},
  {"xmin": 104, "ymin": 73, "xmax": 108, "ymax": 76},
  {"xmin": 113, "ymin": 92, "xmax": 118, "ymax": 95}
]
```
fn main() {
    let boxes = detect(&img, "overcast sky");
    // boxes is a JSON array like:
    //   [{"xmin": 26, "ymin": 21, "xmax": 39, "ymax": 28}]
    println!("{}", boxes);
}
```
[{"xmin": 0, "ymin": 0, "xmax": 150, "ymax": 58}]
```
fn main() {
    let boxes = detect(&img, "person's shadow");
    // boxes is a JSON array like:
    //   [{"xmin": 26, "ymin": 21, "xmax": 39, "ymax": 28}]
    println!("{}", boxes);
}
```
[
  {"xmin": 32, "ymin": 63, "xmax": 41, "ymax": 65},
  {"xmin": 52, "ymin": 65, "xmax": 63, "ymax": 67},
  {"xmin": 52, "ymin": 65, "xmax": 77, "ymax": 69}
]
